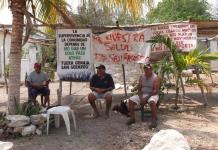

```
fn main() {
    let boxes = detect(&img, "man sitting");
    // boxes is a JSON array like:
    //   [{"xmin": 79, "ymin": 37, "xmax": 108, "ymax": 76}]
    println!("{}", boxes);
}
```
[
  {"xmin": 126, "ymin": 63, "xmax": 160, "ymax": 129},
  {"xmin": 88, "ymin": 64, "xmax": 115, "ymax": 119},
  {"xmin": 26, "ymin": 63, "xmax": 50, "ymax": 107}
]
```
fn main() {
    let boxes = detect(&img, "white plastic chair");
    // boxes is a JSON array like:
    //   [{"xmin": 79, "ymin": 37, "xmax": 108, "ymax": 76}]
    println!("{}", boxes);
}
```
[
  {"xmin": 46, "ymin": 106, "xmax": 77, "ymax": 135},
  {"xmin": 96, "ymin": 99, "xmax": 104, "ymax": 110}
]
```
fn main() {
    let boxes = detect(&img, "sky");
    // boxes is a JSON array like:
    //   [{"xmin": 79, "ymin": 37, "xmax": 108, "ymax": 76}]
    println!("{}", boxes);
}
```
[{"xmin": 0, "ymin": 0, "xmax": 217, "ymax": 24}]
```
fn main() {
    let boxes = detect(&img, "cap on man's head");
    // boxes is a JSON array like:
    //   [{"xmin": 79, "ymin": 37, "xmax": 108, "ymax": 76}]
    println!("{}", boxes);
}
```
[
  {"xmin": 96, "ymin": 64, "xmax": 106, "ymax": 70},
  {"xmin": 34, "ymin": 63, "xmax": 41, "ymax": 68},
  {"xmin": 144, "ymin": 62, "xmax": 152, "ymax": 69}
]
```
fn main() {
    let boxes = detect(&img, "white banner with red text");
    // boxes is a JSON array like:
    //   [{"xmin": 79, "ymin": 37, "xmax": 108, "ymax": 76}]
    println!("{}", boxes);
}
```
[{"xmin": 93, "ymin": 23, "xmax": 197, "ymax": 64}]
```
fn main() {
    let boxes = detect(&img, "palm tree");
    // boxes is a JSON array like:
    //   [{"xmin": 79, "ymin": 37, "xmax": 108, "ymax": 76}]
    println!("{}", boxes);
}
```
[
  {"xmin": 0, "ymin": 0, "xmax": 73, "ymax": 114},
  {"xmin": 82, "ymin": 0, "xmax": 154, "ymax": 22}
]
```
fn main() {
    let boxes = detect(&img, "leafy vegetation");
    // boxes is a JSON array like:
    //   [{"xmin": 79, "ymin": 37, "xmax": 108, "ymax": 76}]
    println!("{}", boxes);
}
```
[
  {"xmin": 80, "ymin": 0, "xmax": 153, "ymax": 21},
  {"xmin": 15, "ymin": 101, "xmax": 41, "ymax": 116},
  {"xmin": 147, "ymin": 0, "xmax": 212, "ymax": 23},
  {"xmin": 147, "ymin": 35, "xmax": 218, "ymax": 106},
  {"xmin": 73, "ymin": 1, "xmax": 146, "ymax": 26}
]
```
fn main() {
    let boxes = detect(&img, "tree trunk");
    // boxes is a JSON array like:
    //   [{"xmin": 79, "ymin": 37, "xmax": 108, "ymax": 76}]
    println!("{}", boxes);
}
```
[
  {"xmin": 8, "ymin": 0, "xmax": 26, "ymax": 114},
  {"xmin": 195, "ymin": 68, "xmax": 208, "ymax": 106},
  {"xmin": 3, "ymin": 29, "xmax": 8, "ymax": 94},
  {"xmin": 174, "ymin": 73, "xmax": 180, "ymax": 109}
]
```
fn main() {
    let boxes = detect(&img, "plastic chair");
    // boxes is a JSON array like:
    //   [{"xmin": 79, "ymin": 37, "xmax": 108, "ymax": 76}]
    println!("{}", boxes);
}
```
[
  {"xmin": 96, "ymin": 99, "xmax": 104, "ymax": 110},
  {"xmin": 46, "ymin": 106, "xmax": 77, "ymax": 135}
]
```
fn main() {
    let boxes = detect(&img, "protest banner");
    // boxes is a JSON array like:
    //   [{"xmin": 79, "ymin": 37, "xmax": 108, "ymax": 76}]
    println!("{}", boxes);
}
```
[
  {"xmin": 93, "ymin": 29, "xmax": 152, "ymax": 64},
  {"xmin": 151, "ymin": 23, "xmax": 197, "ymax": 52},
  {"xmin": 93, "ymin": 23, "xmax": 197, "ymax": 64},
  {"xmin": 56, "ymin": 29, "xmax": 92, "ymax": 81}
]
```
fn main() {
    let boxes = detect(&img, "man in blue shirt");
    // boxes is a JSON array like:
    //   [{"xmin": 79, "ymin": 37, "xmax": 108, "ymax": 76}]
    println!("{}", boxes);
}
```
[{"xmin": 88, "ymin": 64, "xmax": 115, "ymax": 119}]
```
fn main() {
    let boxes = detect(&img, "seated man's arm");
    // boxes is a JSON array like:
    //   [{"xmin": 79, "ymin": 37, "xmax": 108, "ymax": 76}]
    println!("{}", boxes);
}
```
[
  {"xmin": 89, "ymin": 75, "xmax": 98, "ymax": 92},
  {"xmin": 151, "ymin": 76, "xmax": 161, "ymax": 96},
  {"xmin": 103, "ymin": 74, "xmax": 115, "ymax": 92},
  {"xmin": 44, "ymin": 74, "xmax": 50, "ymax": 87},
  {"xmin": 137, "ymin": 76, "xmax": 143, "ymax": 98}
]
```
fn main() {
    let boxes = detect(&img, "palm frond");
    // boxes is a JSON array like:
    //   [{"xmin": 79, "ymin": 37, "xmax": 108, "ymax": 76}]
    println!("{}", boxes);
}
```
[
  {"xmin": 199, "ymin": 52, "xmax": 218, "ymax": 61},
  {"xmin": 147, "ymin": 34, "xmax": 186, "ymax": 72}
]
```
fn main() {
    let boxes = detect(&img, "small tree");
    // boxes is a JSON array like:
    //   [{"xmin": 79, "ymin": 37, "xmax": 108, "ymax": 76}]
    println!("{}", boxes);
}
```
[{"xmin": 148, "ymin": 35, "xmax": 218, "ymax": 107}]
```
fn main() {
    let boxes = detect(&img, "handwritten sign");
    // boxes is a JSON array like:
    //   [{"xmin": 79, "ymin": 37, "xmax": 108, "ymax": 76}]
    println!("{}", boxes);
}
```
[
  {"xmin": 56, "ymin": 29, "xmax": 92, "ymax": 81},
  {"xmin": 151, "ymin": 23, "xmax": 197, "ymax": 52},
  {"xmin": 93, "ymin": 29, "xmax": 152, "ymax": 64},
  {"xmin": 93, "ymin": 23, "xmax": 197, "ymax": 64}
]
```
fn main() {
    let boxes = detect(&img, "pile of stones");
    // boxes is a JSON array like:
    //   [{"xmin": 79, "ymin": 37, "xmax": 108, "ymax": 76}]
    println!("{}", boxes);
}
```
[{"xmin": 0, "ymin": 112, "xmax": 47, "ymax": 138}]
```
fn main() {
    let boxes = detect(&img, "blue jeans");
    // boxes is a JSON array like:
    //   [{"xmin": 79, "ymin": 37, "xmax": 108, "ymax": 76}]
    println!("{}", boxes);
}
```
[{"xmin": 29, "ymin": 87, "xmax": 50, "ymax": 97}]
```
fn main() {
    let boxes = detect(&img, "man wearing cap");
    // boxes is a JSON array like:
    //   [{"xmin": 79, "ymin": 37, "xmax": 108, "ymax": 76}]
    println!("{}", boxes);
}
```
[
  {"xmin": 26, "ymin": 63, "xmax": 50, "ymax": 106},
  {"xmin": 88, "ymin": 64, "xmax": 115, "ymax": 118},
  {"xmin": 126, "ymin": 63, "xmax": 160, "ymax": 128}
]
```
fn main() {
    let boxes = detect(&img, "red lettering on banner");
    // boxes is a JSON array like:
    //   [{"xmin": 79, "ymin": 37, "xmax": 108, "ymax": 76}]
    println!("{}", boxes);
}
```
[
  {"xmin": 139, "ymin": 34, "xmax": 145, "ymax": 42},
  {"xmin": 133, "ymin": 33, "xmax": 145, "ymax": 42},
  {"xmin": 109, "ymin": 54, "xmax": 122, "ymax": 63},
  {"xmin": 153, "ymin": 31, "xmax": 164, "ymax": 35},
  {"xmin": 105, "ymin": 32, "xmax": 131, "ymax": 43},
  {"xmin": 182, "ymin": 29, "xmax": 191, "ymax": 32},
  {"xmin": 124, "ymin": 53, "xmax": 144, "ymax": 63},
  {"xmin": 151, "ymin": 43, "xmax": 167, "ymax": 52},
  {"xmin": 176, "ymin": 43, "xmax": 194, "ymax": 49},
  {"xmin": 177, "ymin": 32, "xmax": 187, "ymax": 36},
  {"xmin": 104, "ymin": 43, "xmax": 130, "ymax": 51}
]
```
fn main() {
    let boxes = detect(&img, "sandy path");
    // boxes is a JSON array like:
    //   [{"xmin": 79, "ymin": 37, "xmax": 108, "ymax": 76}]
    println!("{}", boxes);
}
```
[{"xmin": 0, "ymin": 79, "xmax": 218, "ymax": 149}]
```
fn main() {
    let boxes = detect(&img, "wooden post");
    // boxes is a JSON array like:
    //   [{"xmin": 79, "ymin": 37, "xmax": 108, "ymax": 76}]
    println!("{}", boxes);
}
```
[
  {"xmin": 179, "ymin": 76, "xmax": 185, "ymax": 109},
  {"xmin": 57, "ymin": 80, "xmax": 62, "ymax": 105},
  {"xmin": 209, "ymin": 73, "xmax": 214, "ymax": 85},
  {"xmin": 122, "ymin": 64, "xmax": 127, "ymax": 97},
  {"xmin": 195, "ymin": 68, "xmax": 208, "ymax": 105},
  {"xmin": 116, "ymin": 21, "xmax": 127, "ymax": 97},
  {"xmin": 69, "ymin": 81, "xmax": 72, "ymax": 95}
]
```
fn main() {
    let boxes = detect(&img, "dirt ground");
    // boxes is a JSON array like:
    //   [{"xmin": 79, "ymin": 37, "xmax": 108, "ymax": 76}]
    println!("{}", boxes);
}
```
[{"xmin": 1, "ymin": 74, "xmax": 218, "ymax": 150}]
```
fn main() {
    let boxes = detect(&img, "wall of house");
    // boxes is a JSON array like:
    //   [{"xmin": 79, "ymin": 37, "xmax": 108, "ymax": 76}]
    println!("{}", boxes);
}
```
[
  {"xmin": 0, "ymin": 30, "xmax": 39, "ymax": 82},
  {"xmin": 0, "ymin": 30, "xmax": 11, "ymax": 80},
  {"xmin": 209, "ymin": 39, "xmax": 218, "ymax": 71}
]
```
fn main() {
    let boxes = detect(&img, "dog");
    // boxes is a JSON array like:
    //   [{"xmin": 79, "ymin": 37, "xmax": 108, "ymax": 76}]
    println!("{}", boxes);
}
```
[{"xmin": 112, "ymin": 100, "xmax": 130, "ymax": 117}]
